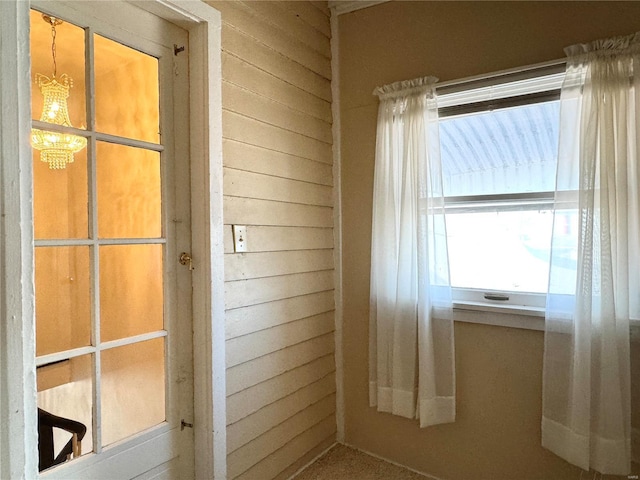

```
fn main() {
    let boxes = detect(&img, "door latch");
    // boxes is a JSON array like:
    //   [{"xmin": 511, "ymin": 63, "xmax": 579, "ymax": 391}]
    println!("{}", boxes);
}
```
[
  {"xmin": 181, "ymin": 419, "xmax": 193, "ymax": 430},
  {"xmin": 179, "ymin": 252, "xmax": 194, "ymax": 271}
]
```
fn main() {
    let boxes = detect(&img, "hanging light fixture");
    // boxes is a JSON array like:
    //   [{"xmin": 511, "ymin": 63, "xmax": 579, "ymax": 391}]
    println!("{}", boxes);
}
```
[{"xmin": 31, "ymin": 14, "xmax": 86, "ymax": 170}]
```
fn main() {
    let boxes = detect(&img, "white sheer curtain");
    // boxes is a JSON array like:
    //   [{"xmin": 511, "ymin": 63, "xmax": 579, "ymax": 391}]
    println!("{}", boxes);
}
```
[
  {"xmin": 369, "ymin": 77, "xmax": 455, "ymax": 427},
  {"xmin": 544, "ymin": 33, "xmax": 640, "ymax": 474}
]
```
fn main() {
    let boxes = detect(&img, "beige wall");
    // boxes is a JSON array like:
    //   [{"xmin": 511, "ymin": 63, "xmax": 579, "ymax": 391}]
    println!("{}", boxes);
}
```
[
  {"xmin": 209, "ymin": 2, "xmax": 337, "ymax": 479},
  {"xmin": 339, "ymin": 2, "xmax": 640, "ymax": 479}
]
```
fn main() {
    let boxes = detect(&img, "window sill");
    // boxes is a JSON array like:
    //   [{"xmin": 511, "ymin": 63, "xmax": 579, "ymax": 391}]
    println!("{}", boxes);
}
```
[
  {"xmin": 453, "ymin": 301, "xmax": 545, "ymax": 331},
  {"xmin": 452, "ymin": 302, "xmax": 640, "ymax": 339}
]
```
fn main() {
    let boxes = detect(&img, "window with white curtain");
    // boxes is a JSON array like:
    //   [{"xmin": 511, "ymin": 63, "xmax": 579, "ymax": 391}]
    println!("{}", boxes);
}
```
[{"xmin": 437, "ymin": 69, "xmax": 569, "ymax": 309}]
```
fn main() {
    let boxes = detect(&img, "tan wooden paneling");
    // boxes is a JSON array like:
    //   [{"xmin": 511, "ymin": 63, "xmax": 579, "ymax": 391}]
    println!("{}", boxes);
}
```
[
  {"xmin": 225, "ymin": 270, "xmax": 334, "ymax": 310},
  {"xmin": 272, "ymin": 436, "xmax": 336, "ymax": 480},
  {"xmin": 225, "ymin": 249, "xmax": 334, "ymax": 282},
  {"xmin": 226, "ymin": 291, "xmax": 335, "ymax": 340},
  {"xmin": 218, "ymin": 2, "xmax": 335, "ymax": 477},
  {"xmin": 221, "ymin": 25, "xmax": 331, "ymax": 101},
  {"xmin": 223, "ymin": 225, "xmax": 334, "ymax": 254},
  {"xmin": 223, "ymin": 139, "xmax": 333, "ymax": 186},
  {"xmin": 223, "ymin": 111, "xmax": 332, "ymax": 164},
  {"xmin": 233, "ymin": 415, "xmax": 336, "ymax": 480},
  {"xmin": 227, "ymin": 394, "xmax": 336, "ymax": 478},
  {"xmin": 221, "ymin": 54, "xmax": 332, "ymax": 123},
  {"xmin": 213, "ymin": 1, "xmax": 331, "ymax": 79},
  {"xmin": 224, "ymin": 197, "xmax": 333, "ymax": 228},
  {"xmin": 223, "ymin": 168, "xmax": 333, "ymax": 207},
  {"xmin": 226, "ymin": 333, "xmax": 334, "ymax": 396},
  {"xmin": 227, "ymin": 354, "xmax": 335, "ymax": 424},
  {"xmin": 284, "ymin": 2, "xmax": 331, "ymax": 37},
  {"xmin": 227, "ymin": 312, "xmax": 334, "ymax": 367},
  {"xmin": 222, "ymin": 83, "xmax": 332, "ymax": 144},
  {"xmin": 239, "ymin": 1, "xmax": 330, "ymax": 58},
  {"xmin": 227, "ymin": 374, "xmax": 336, "ymax": 453},
  {"xmin": 132, "ymin": 459, "xmax": 178, "ymax": 480},
  {"xmin": 308, "ymin": 1, "xmax": 331, "ymax": 17}
]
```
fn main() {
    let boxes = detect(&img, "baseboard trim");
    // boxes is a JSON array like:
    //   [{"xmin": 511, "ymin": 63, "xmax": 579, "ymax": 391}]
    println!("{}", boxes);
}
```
[{"xmin": 342, "ymin": 442, "xmax": 447, "ymax": 480}]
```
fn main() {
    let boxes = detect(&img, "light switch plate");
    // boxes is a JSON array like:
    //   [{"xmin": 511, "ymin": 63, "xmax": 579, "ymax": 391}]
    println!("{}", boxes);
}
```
[{"xmin": 232, "ymin": 225, "xmax": 247, "ymax": 253}]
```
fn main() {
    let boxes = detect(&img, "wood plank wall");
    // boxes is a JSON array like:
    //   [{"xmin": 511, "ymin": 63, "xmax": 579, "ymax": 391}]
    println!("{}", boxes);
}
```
[{"xmin": 206, "ymin": 2, "xmax": 336, "ymax": 479}]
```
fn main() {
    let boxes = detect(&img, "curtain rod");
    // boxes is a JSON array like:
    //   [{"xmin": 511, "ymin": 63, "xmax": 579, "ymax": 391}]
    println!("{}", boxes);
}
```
[
  {"xmin": 435, "ymin": 58, "xmax": 567, "ymax": 94},
  {"xmin": 373, "ymin": 57, "xmax": 567, "ymax": 98}
]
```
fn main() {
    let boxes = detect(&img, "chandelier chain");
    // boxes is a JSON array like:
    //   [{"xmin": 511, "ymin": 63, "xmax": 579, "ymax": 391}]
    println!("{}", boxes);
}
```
[
  {"xmin": 51, "ymin": 21, "xmax": 57, "ymax": 77},
  {"xmin": 42, "ymin": 15, "xmax": 63, "ymax": 77}
]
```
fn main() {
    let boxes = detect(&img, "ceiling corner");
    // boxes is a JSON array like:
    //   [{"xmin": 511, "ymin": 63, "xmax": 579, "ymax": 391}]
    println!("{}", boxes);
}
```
[{"xmin": 329, "ymin": 1, "xmax": 390, "ymax": 16}]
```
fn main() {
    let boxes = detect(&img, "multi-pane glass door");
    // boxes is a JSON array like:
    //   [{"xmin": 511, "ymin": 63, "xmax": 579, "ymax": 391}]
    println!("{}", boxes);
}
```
[{"xmin": 30, "ymin": 7, "xmax": 186, "ymax": 473}]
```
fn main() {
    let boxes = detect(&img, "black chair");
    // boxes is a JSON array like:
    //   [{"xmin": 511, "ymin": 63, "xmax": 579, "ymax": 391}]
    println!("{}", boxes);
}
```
[{"xmin": 38, "ymin": 408, "xmax": 86, "ymax": 472}]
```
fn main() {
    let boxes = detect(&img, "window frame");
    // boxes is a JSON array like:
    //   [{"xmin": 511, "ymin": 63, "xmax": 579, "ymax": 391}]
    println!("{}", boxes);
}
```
[{"xmin": 436, "ymin": 67, "xmax": 565, "ymax": 313}]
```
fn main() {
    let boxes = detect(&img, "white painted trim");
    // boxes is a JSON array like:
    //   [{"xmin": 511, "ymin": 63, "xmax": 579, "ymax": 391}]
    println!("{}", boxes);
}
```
[
  {"xmin": 0, "ymin": 1, "xmax": 225, "ymax": 478},
  {"xmin": 122, "ymin": 3, "xmax": 227, "ymax": 476},
  {"xmin": 330, "ymin": 8, "xmax": 345, "ymax": 445},
  {"xmin": 286, "ymin": 442, "xmax": 338, "ymax": 480},
  {"xmin": 39, "ymin": 424, "xmax": 176, "ymax": 480},
  {"xmin": 30, "ymin": 121, "xmax": 166, "ymax": 153},
  {"xmin": 453, "ymin": 307, "xmax": 545, "ymax": 332},
  {"xmin": 0, "ymin": 1, "xmax": 38, "ymax": 479},
  {"xmin": 145, "ymin": 2, "xmax": 227, "ymax": 479},
  {"xmin": 329, "ymin": 1, "xmax": 389, "ymax": 15}
]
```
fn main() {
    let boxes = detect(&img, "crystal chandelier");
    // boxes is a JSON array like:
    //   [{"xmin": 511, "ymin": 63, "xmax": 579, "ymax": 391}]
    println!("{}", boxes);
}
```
[{"xmin": 31, "ymin": 15, "xmax": 86, "ymax": 170}]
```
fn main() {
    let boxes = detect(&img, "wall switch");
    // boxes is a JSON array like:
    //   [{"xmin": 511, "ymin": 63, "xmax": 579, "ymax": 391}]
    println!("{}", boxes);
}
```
[{"xmin": 232, "ymin": 225, "xmax": 247, "ymax": 253}]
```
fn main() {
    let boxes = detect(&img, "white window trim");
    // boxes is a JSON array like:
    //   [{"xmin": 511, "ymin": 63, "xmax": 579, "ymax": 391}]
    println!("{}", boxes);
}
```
[
  {"xmin": 453, "ymin": 305, "xmax": 545, "ymax": 332},
  {"xmin": 0, "ymin": 1, "xmax": 226, "ymax": 478},
  {"xmin": 434, "ymin": 65, "xmax": 565, "ymax": 327},
  {"xmin": 436, "ymin": 64, "xmax": 640, "ymax": 335}
]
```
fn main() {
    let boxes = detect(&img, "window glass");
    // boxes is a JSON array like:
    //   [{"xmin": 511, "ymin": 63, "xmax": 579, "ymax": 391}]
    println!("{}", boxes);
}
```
[
  {"xmin": 37, "ymin": 354, "xmax": 94, "ymax": 467},
  {"xmin": 99, "ymin": 244, "xmax": 164, "ymax": 342},
  {"xmin": 440, "ymin": 101, "xmax": 560, "ymax": 197},
  {"xmin": 94, "ymin": 34, "xmax": 159, "ymax": 143},
  {"xmin": 446, "ymin": 209, "xmax": 553, "ymax": 293},
  {"xmin": 30, "ymin": 9, "xmax": 86, "ymax": 129},
  {"xmin": 35, "ymin": 246, "xmax": 91, "ymax": 356},
  {"xmin": 33, "ymin": 148, "xmax": 88, "ymax": 240},
  {"xmin": 101, "ymin": 338, "xmax": 165, "ymax": 446},
  {"xmin": 439, "ymin": 82, "xmax": 566, "ymax": 299},
  {"xmin": 97, "ymin": 142, "xmax": 162, "ymax": 239},
  {"xmin": 31, "ymin": 7, "xmax": 171, "ymax": 466}
]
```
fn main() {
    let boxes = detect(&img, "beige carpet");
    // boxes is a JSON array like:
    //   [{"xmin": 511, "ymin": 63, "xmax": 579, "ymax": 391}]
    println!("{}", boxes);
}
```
[{"xmin": 293, "ymin": 444, "xmax": 430, "ymax": 480}]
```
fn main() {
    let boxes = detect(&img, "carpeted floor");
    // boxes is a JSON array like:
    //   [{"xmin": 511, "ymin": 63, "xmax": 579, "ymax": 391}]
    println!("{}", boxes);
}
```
[{"xmin": 293, "ymin": 444, "xmax": 430, "ymax": 480}]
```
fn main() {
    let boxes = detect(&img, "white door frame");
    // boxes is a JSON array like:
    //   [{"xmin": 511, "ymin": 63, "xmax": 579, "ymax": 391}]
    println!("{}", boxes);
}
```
[{"xmin": 0, "ymin": 1, "xmax": 226, "ymax": 478}]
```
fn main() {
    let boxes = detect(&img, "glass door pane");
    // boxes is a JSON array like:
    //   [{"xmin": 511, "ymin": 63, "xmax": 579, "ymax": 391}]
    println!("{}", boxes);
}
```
[
  {"xmin": 101, "ymin": 338, "xmax": 166, "ymax": 446},
  {"xmin": 94, "ymin": 34, "xmax": 160, "ymax": 144},
  {"xmin": 33, "ymin": 148, "xmax": 89, "ymax": 240},
  {"xmin": 97, "ymin": 142, "xmax": 162, "ymax": 239},
  {"xmin": 30, "ymin": 9, "xmax": 86, "ymax": 130},
  {"xmin": 31, "ymin": 7, "xmax": 171, "ymax": 472},
  {"xmin": 37, "ymin": 354, "xmax": 94, "ymax": 467},
  {"xmin": 99, "ymin": 244, "xmax": 164, "ymax": 342},
  {"xmin": 35, "ymin": 246, "xmax": 91, "ymax": 357}
]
